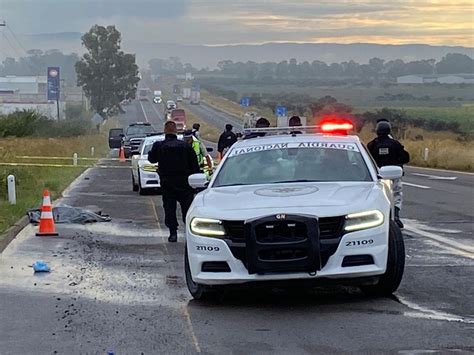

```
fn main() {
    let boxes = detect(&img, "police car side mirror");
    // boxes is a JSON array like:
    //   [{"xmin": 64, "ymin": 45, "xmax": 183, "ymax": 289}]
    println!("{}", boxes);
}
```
[
  {"xmin": 189, "ymin": 173, "xmax": 208, "ymax": 189},
  {"xmin": 379, "ymin": 166, "xmax": 403, "ymax": 180}
]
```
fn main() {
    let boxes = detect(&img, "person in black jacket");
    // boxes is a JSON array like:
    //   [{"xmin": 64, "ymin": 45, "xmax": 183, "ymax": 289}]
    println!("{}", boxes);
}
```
[
  {"xmin": 148, "ymin": 121, "xmax": 200, "ymax": 242},
  {"xmin": 367, "ymin": 120, "xmax": 410, "ymax": 228},
  {"xmin": 217, "ymin": 124, "xmax": 237, "ymax": 158}
]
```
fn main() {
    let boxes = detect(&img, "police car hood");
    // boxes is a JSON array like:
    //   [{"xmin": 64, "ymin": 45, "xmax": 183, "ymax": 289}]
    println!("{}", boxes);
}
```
[{"xmin": 202, "ymin": 182, "xmax": 378, "ymax": 212}]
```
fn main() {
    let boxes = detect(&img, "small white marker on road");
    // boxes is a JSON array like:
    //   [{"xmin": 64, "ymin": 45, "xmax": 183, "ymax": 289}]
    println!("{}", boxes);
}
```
[
  {"xmin": 73, "ymin": 153, "xmax": 78, "ymax": 166},
  {"xmin": 423, "ymin": 147, "xmax": 429, "ymax": 162},
  {"xmin": 91, "ymin": 146, "xmax": 95, "ymax": 157}
]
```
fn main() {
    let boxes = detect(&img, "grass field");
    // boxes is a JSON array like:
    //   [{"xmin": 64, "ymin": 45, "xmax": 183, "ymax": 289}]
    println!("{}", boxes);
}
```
[
  {"xmin": 355, "ymin": 105, "xmax": 474, "ymax": 132},
  {"xmin": 0, "ymin": 133, "xmax": 109, "ymax": 234},
  {"xmin": 182, "ymin": 107, "xmax": 221, "ymax": 142}
]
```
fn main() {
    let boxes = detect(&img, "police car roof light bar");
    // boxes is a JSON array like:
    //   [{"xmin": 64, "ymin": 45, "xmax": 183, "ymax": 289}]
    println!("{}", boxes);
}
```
[
  {"xmin": 242, "ymin": 123, "xmax": 353, "ymax": 136},
  {"xmin": 242, "ymin": 125, "xmax": 320, "ymax": 135}
]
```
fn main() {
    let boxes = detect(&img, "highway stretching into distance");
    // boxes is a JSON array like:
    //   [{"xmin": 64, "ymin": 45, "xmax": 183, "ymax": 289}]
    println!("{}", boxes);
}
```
[{"xmin": 0, "ymin": 94, "xmax": 472, "ymax": 353}]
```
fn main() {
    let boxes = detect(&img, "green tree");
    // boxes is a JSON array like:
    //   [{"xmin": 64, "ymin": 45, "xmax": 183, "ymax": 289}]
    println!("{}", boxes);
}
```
[{"xmin": 75, "ymin": 25, "xmax": 139, "ymax": 115}]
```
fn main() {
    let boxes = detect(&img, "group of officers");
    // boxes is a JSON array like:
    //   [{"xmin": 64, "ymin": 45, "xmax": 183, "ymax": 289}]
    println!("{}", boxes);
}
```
[{"xmin": 148, "ymin": 117, "xmax": 409, "ymax": 242}]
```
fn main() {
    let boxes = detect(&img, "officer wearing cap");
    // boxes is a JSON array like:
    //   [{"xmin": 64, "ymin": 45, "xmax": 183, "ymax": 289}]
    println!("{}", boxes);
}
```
[
  {"xmin": 368, "ymin": 120, "xmax": 410, "ymax": 228},
  {"xmin": 148, "ymin": 121, "xmax": 200, "ymax": 242},
  {"xmin": 217, "ymin": 124, "xmax": 237, "ymax": 159}
]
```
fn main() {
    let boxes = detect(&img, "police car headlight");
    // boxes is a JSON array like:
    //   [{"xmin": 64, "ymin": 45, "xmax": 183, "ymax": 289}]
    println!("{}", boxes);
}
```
[
  {"xmin": 190, "ymin": 218, "xmax": 225, "ymax": 237},
  {"xmin": 344, "ymin": 210, "xmax": 384, "ymax": 232}
]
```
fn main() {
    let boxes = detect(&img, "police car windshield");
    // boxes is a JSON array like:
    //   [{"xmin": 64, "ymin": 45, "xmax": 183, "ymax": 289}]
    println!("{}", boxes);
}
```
[
  {"xmin": 213, "ymin": 145, "xmax": 372, "ymax": 187},
  {"xmin": 126, "ymin": 125, "xmax": 155, "ymax": 135}
]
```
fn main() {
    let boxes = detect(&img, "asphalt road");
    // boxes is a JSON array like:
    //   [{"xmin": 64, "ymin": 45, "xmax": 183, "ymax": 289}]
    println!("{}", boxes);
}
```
[{"xmin": 0, "ymin": 100, "xmax": 473, "ymax": 354}]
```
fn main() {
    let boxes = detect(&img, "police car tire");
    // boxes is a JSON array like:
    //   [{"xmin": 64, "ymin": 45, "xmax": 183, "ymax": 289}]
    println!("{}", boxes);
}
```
[
  {"xmin": 361, "ymin": 220, "xmax": 405, "ymax": 297},
  {"xmin": 185, "ymin": 247, "xmax": 215, "ymax": 301},
  {"xmin": 132, "ymin": 172, "xmax": 139, "ymax": 192}
]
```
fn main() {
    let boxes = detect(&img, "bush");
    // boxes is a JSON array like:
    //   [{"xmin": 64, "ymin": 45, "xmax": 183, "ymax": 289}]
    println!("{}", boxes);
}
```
[{"xmin": 0, "ymin": 110, "xmax": 92, "ymax": 138}]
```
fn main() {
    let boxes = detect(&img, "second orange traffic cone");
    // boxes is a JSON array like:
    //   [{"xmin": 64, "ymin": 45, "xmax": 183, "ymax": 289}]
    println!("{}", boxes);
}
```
[
  {"xmin": 119, "ymin": 146, "xmax": 126, "ymax": 162},
  {"xmin": 36, "ymin": 189, "xmax": 58, "ymax": 237}
]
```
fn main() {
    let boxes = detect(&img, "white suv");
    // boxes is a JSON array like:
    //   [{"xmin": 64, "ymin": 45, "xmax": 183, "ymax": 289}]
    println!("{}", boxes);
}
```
[{"xmin": 185, "ymin": 124, "xmax": 405, "ymax": 300}]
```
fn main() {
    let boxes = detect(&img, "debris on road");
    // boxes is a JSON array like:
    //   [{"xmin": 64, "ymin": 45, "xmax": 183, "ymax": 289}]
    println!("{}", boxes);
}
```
[
  {"xmin": 32, "ymin": 260, "xmax": 51, "ymax": 273},
  {"xmin": 28, "ymin": 205, "xmax": 111, "ymax": 224}
]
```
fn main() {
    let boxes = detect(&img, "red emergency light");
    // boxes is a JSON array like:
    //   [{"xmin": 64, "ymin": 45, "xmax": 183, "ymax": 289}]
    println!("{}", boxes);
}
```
[{"xmin": 320, "ymin": 119, "xmax": 354, "ymax": 134}]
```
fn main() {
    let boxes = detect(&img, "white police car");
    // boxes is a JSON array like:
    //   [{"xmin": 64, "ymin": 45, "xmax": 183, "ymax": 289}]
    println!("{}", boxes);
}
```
[
  {"xmin": 131, "ymin": 134, "xmax": 173, "ymax": 195},
  {"xmin": 185, "ymin": 122, "xmax": 405, "ymax": 299}
]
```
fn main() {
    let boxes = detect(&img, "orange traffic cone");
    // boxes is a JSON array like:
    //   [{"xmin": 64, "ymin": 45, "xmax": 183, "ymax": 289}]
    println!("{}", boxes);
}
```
[
  {"xmin": 36, "ymin": 189, "xmax": 58, "ymax": 237},
  {"xmin": 119, "ymin": 146, "xmax": 126, "ymax": 162}
]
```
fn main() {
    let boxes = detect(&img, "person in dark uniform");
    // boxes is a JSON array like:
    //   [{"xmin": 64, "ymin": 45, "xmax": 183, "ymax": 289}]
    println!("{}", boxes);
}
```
[
  {"xmin": 217, "ymin": 124, "xmax": 237, "ymax": 158},
  {"xmin": 288, "ymin": 115, "xmax": 302, "ymax": 134},
  {"xmin": 244, "ymin": 117, "xmax": 270, "ymax": 139},
  {"xmin": 148, "ymin": 121, "xmax": 200, "ymax": 242},
  {"xmin": 367, "ymin": 120, "xmax": 410, "ymax": 228},
  {"xmin": 192, "ymin": 123, "xmax": 201, "ymax": 139}
]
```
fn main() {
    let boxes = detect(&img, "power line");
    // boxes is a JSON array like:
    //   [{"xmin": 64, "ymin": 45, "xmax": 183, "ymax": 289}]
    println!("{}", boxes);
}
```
[
  {"xmin": 6, "ymin": 24, "xmax": 29, "ymax": 56},
  {"xmin": 1, "ymin": 31, "xmax": 23, "ymax": 58}
]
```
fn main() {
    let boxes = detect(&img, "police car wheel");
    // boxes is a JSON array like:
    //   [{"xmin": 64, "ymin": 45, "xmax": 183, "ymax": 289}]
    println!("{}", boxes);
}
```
[
  {"xmin": 185, "ymin": 247, "xmax": 215, "ymax": 301},
  {"xmin": 132, "ymin": 172, "xmax": 139, "ymax": 192},
  {"xmin": 361, "ymin": 220, "xmax": 405, "ymax": 297}
]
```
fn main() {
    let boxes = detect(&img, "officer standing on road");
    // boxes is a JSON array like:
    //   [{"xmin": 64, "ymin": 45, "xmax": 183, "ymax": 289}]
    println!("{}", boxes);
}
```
[
  {"xmin": 148, "ymin": 121, "xmax": 200, "ymax": 242},
  {"xmin": 367, "ymin": 120, "xmax": 410, "ymax": 228},
  {"xmin": 217, "ymin": 124, "xmax": 237, "ymax": 159},
  {"xmin": 192, "ymin": 123, "xmax": 201, "ymax": 139}
]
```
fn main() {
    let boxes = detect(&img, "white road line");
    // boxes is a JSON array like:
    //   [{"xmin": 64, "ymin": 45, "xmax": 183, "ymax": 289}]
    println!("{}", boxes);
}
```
[
  {"xmin": 406, "ymin": 165, "xmax": 474, "ymax": 176},
  {"xmin": 412, "ymin": 173, "xmax": 458, "ymax": 181},
  {"xmin": 149, "ymin": 100, "xmax": 164, "ymax": 122},
  {"xmin": 138, "ymin": 99, "xmax": 149, "ymax": 122},
  {"xmin": 396, "ymin": 295, "xmax": 474, "ymax": 324},
  {"xmin": 402, "ymin": 182, "xmax": 431, "ymax": 189},
  {"xmin": 404, "ymin": 220, "xmax": 474, "ymax": 256}
]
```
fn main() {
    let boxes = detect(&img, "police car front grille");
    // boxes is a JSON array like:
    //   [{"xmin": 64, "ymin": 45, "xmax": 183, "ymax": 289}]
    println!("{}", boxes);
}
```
[
  {"xmin": 223, "ymin": 216, "xmax": 345, "ymax": 270},
  {"xmin": 223, "ymin": 216, "xmax": 344, "ymax": 242}
]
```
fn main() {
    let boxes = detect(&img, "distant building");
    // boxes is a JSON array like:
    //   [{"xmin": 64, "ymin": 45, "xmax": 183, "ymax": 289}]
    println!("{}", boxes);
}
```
[
  {"xmin": 0, "ymin": 75, "xmax": 47, "ymax": 94},
  {"xmin": 397, "ymin": 74, "xmax": 474, "ymax": 84},
  {"xmin": 0, "ymin": 75, "xmax": 63, "ymax": 118}
]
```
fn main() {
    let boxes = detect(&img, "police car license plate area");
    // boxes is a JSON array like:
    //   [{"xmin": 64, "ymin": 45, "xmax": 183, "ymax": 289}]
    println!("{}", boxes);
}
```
[{"xmin": 245, "ymin": 215, "xmax": 321, "ymax": 274}]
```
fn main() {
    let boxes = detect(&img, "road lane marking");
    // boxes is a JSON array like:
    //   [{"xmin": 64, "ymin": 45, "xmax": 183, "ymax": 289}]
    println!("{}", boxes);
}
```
[
  {"xmin": 139, "ymin": 99, "xmax": 149, "ymax": 122},
  {"xmin": 396, "ymin": 295, "xmax": 474, "ymax": 324},
  {"xmin": 404, "ymin": 219, "xmax": 474, "ymax": 256},
  {"xmin": 406, "ymin": 165, "xmax": 474, "ymax": 176},
  {"xmin": 150, "ymin": 197, "xmax": 201, "ymax": 353},
  {"xmin": 181, "ymin": 306, "xmax": 202, "ymax": 353},
  {"xmin": 412, "ymin": 173, "xmax": 458, "ymax": 181},
  {"xmin": 402, "ymin": 182, "xmax": 431, "ymax": 189},
  {"xmin": 149, "ymin": 100, "xmax": 164, "ymax": 122},
  {"xmin": 149, "ymin": 197, "xmax": 162, "ymax": 230}
]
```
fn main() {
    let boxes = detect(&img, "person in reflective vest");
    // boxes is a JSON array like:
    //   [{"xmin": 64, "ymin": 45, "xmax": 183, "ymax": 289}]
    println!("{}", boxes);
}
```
[{"xmin": 184, "ymin": 130, "xmax": 212, "ymax": 177}]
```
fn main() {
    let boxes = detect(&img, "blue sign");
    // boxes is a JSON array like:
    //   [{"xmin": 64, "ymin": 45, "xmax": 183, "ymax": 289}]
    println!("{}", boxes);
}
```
[
  {"xmin": 240, "ymin": 97, "xmax": 250, "ymax": 107},
  {"xmin": 276, "ymin": 106, "xmax": 287, "ymax": 117},
  {"xmin": 47, "ymin": 67, "xmax": 60, "ymax": 101}
]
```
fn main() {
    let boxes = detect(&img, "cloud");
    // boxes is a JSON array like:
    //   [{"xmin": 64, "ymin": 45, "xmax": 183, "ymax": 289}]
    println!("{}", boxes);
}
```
[{"xmin": 2, "ymin": 0, "xmax": 473, "ymax": 46}]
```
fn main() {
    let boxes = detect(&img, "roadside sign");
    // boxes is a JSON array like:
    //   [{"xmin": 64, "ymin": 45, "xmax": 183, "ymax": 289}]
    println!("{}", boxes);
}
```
[
  {"xmin": 276, "ymin": 106, "xmax": 287, "ymax": 117},
  {"xmin": 240, "ymin": 97, "xmax": 250, "ymax": 107},
  {"xmin": 47, "ymin": 67, "xmax": 60, "ymax": 101}
]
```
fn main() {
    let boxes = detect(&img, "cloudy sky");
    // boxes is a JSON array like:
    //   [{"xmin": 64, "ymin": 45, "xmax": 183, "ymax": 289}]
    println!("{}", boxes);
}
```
[{"xmin": 1, "ymin": 0, "xmax": 473, "ymax": 46}]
